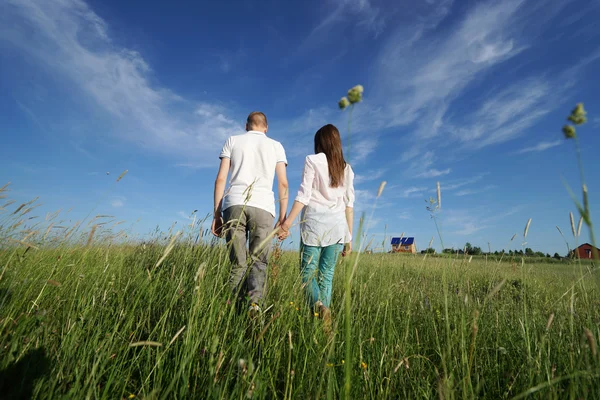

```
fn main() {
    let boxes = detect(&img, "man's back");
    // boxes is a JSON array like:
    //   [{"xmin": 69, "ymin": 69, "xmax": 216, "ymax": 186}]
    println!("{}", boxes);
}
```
[{"xmin": 220, "ymin": 131, "xmax": 287, "ymax": 217}]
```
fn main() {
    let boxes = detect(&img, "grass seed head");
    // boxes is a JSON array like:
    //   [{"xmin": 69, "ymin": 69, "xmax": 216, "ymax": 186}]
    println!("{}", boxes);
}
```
[
  {"xmin": 569, "ymin": 212, "xmax": 576, "ymax": 237},
  {"xmin": 377, "ymin": 181, "xmax": 387, "ymax": 197},
  {"xmin": 523, "ymin": 218, "xmax": 532, "ymax": 239}
]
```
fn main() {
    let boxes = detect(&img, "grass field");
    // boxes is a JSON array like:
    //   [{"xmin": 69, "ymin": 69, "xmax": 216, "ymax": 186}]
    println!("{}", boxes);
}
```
[{"xmin": 1, "ymin": 206, "xmax": 599, "ymax": 399}]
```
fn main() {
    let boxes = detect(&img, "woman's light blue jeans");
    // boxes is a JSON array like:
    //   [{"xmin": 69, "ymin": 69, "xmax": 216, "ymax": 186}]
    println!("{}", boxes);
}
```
[{"xmin": 300, "ymin": 242, "xmax": 343, "ymax": 308}]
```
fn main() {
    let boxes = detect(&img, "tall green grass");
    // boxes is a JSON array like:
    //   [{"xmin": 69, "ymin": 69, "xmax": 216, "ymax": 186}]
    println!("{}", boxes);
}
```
[{"xmin": 1, "ymin": 190, "xmax": 599, "ymax": 399}]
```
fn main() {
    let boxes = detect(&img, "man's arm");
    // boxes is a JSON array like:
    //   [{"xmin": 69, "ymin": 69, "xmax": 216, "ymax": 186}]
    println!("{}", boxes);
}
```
[
  {"xmin": 275, "ymin": 162, "xmax": 289, "ymax": 225},
  {"xmin": 212, "ymin": 158, "xmax": 230, "ymax": 237}
]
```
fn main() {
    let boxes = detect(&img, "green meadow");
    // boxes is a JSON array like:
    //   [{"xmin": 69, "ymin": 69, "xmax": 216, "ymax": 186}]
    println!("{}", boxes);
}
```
[{"xmin": 1, "ymin": 197, "xmax": 599, "ymax": 399}]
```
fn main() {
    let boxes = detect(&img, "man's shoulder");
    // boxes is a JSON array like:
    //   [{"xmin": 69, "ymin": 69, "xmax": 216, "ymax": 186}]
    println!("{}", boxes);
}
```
[{"xmin": 264, "ymin": 136, "xmax": 284, "ymax": 148}]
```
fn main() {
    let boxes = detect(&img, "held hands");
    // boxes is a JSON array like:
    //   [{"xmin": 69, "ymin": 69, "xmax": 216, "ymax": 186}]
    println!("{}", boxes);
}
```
[{"xmin": 277, "ymin": 218, "xmax": 292, "ymax": 240}]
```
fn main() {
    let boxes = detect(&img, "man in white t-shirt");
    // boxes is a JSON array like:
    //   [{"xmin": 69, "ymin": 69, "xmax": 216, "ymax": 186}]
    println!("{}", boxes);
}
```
[{"xmin": 212, "ymin": 111, "xmax": 288, "ymax": 317}]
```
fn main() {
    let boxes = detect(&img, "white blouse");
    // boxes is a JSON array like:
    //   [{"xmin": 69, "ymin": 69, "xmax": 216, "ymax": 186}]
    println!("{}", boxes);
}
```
[{"xmin": 294, "ymin": 153, "xmax": 355, "ymax": 247}]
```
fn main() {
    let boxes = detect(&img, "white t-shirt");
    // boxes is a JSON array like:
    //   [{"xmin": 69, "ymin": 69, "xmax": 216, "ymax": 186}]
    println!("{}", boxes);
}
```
[
  {"xmin": 295, "ymin": 153, "xmax": 355, "ymax": 247},
  {"xmin": 219, "ymin": 131, "xmax": 287, "ymax": 217}
]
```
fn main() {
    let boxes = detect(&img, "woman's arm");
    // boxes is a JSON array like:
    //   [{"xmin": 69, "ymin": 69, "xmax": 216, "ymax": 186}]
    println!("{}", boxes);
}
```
[
  {"xmin": 281, "ymin": 201, "xmax": 306, "ymax": 233},
  {"xmin": 279, "ymin": 157, "xmax": 314, "ymax": 237},
  {"xmin": 343, "ymin": 165, "xmax": 355, "ymax": 255}
]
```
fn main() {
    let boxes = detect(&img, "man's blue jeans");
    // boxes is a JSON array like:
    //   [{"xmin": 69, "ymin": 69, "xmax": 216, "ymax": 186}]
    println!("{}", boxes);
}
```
[{"xmin": 300, "ymin": 242, "xmax": 343, "ymax": 308}]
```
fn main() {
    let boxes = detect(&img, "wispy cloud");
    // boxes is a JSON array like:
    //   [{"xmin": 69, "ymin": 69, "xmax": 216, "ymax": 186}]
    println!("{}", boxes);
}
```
[
  {"xmin": 398, "ymin": 211, "xmax": 411, "ymax": 220},
  {"xmin": 111, "ymin": 197, "xmax": 125, "ymax": 208},
  {"xmin": 417, "ymin": 168, "xmax": 451, "ymax": 178},
  {"xmin": 366, "ymin": 0, "xmax": 580, "ymax": 173},
  {"xmin": 354, "ymin": 168, "xmax": 386, "ymax": 185},
  {"xmin": 376, "ymin": 0, "xmax": 529, "ymax": 137},
  {"xmin": 309, "ymin": 0, "xmax": 386, "ymax": 39},
  {"xmin": 438, "ymin": 174, "xmax": 488, "ymax": 192},
  {"xmin": 177, "ymin": 211, "xmax": 193, "ymax": 221},
  {"xmin": 1, "ymin": 0, "xmax": 242, "ymax": 166},
  {"xmin": 514, "ymin": 140, "xmax": 562, "ymax": 154},
  {"xmin": 455, "ymin": 185, "xmax": 497, "ymax": 197},
  {"xmin": 402, "ymin": 186, "xmax": 427, "ymax": 198}
]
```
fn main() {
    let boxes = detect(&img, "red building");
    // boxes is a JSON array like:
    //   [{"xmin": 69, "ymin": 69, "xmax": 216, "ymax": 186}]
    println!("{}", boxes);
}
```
[{"xmin": 572, "ymin": 243, "xmax": 599, "ymax": 259}]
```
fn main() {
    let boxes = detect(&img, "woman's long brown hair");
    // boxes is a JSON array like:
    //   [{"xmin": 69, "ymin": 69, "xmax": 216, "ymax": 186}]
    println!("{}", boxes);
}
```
[{"xmin": 314, "ymin": 124, "xmax": 346, "ymax": 188}]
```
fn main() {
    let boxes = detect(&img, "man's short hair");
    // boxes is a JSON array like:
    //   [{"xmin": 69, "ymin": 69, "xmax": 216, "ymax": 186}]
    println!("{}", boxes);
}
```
[{"xmin": 247, "ymin": 111, "xmax": 268, "ymax": 130}]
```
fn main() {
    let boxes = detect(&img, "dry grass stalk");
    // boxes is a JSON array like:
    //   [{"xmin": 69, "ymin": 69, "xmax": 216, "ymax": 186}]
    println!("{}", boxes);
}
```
[
  {"xmin": 485, "ymin": 279, "xmax": 507, "ymax": 301},
  {"xmin": 87, "ymin": 225, "xmax": 98, "ymax": 247},
  {"xmin": 168, "ymin": 326, "xmax": 186, "ymax": 346},
  {"xmin": 11, "ymin": 220, "xmax": 24, "ymax": 230},
  {"xmin": 436, "ymin": 181, "xmax": 441, "ymax": 209},
  {"xmin": 214, "ymin": 351, "xmax": 225, "ymax": 383},
  {"xmin": 1, "ymin": 200, "xmax": 16, "ymax": 210},
  {"xmin": 64, "ymin": 221, "xmax": 81, "ymax": 240},
  {"xmin": 116, "ymin": 169, "xmax": 128, "ymax": 182},
  {"xmin": 546, "ymin": 313, "xmax": 555, "ymax": 331},
  {"xmin": 13, "ymin": 203, "xmax": 26, "ymax": 215},
  {"xmin": 0, "ymin": 182, "xmax": 10, "ymax": 193},
  {"xmin": 377, "ymin": 181, "xmax": 387, "ymax": 198},
  {"xmin": 584, "ymin": 328, "xmax": 597, "ymax": 357},
  {"xmin": 154, "ymin": 231, "xmax": 182, "ymax": 271},
  {"xmin": 8, "ymin": 238, "xmax": 39, "ymax": 250},
  {"xmin": 129, "ymin": 341, "xmax": 163, "ymax": 348},
  {"xmin": 570, "ymin": 212, "xmax": 576, "ymax": 237},
  {"xmin": 577, "ymin": 217, "xmax": 583, "ymax": 238},
  {"xmin": 523, "ymin": 218, "xmax": 532, "ymax": 239},
  {"xmin": 43, "ymin": 223, "xmax": 54, "ymax": 240},
  {"xmin": 468, "ymin": 310, "xmax": 480, "ymax": 370},
  {"xmin": 22, "ymin": 230, "xmax": 38, "ymax": 242}
]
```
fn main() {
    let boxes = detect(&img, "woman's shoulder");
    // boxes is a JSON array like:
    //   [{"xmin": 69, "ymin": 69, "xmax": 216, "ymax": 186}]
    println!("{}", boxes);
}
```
[{"xmin": 306, "ymin": 153, "xmax": 327, "ymax": 163}]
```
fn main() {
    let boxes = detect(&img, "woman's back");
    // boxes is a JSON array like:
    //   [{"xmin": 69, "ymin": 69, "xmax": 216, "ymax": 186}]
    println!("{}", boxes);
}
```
[{"xmin": 296, "ymin": 153, "xmax": 354, "ymax": 246}]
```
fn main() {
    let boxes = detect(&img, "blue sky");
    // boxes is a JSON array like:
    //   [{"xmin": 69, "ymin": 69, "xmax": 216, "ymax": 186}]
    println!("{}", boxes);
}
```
[{"xmin": 1, "ymin": 0, "xmax": 600, "ymax": 255}]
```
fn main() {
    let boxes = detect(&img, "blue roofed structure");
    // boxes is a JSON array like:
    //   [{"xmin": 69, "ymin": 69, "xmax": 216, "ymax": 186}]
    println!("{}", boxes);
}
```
[{"xmin": 391, "ymin": 236, "xmax": 417, "ymax": 253}]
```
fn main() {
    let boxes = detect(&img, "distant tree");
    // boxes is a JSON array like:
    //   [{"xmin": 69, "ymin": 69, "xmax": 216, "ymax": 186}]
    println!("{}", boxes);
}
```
[
  {"xmin": 472, "ymin": 246, "xmax": 482, "ymax": 256},
  {"xmin": 546, "ymin": 253, "xmax": 551, "ymax": 258},
  {"xmin": 464, "ymin": 242, "xmax": 473, "ymax": 254},
  {"xmin": 443, "ymin": 248, "xmax": 454, "ymax": 254},
  {"xmin": 525, "ymin": 247, "xmax": 535, "ymax": 257},
  {"xmin": 424, "ymin": 248, "xmax": 436, "ymax": 254},
  {"xmin": 534, "ymin": 251, "xmax": 545, "ymax": 258},
  {"xmin": 553, "ymin": 252, "xmax": 561, "ymax": 260},
  {"xmin": 494, "ymin": 251, "xmax": 499, "ymax": 256},
  {"xmin": 508, "ymin": 250, "xmax": 514, "ymax": 256}
]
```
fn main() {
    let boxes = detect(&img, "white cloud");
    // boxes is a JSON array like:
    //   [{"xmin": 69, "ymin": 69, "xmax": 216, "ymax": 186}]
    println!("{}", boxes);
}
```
[
  {"xmin": 402, "ymin": 186, "xmax": 427, "ymax": 198},
  {"xmin": 1, "ymin": 0, "xmax": 242, "ymax": 166},
  {"xmin": 354, "ymin": 168, "xmax": 386, "ymax": 185},
  {"xmin": 310, "ymin": 0, "xmax": 386, "ymax": 39},
  {"xmin": 351, "ymin": 138, "xmax": 378, "ymax": 165},
  {"xmin": 453, "ymin": 78, "xmax": 557, "ymax": 149},
  {"xmin": 455, "ymin": 185, "xmax": 497, "ymax": 197},
  {"xmin": 177, "ymin": 211, "xmax": 193, "ymax": 221},
  {"xmin": 417, "ymin": 168, "xmax": 451, "ymax": 178},
  {"xmin": 111, "ymin": 198, "xmax": 125, "ymax": 208},
  {"xmin": 398, "ymin": 211, "xmax": 411, "ymax": 220},
  {"xmin": 514, "ymin": 140, "xmax": 562, "ymax": 154},
  {"xmin": 375, "ymin": 0, "xmax": 528, "ymax": 136}
]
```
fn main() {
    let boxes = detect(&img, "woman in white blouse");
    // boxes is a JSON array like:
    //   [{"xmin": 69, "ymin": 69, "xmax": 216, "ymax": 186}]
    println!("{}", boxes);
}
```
[{"xmin": 279, "ymin": 124, "xmax": 354, "ymax": 325}]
